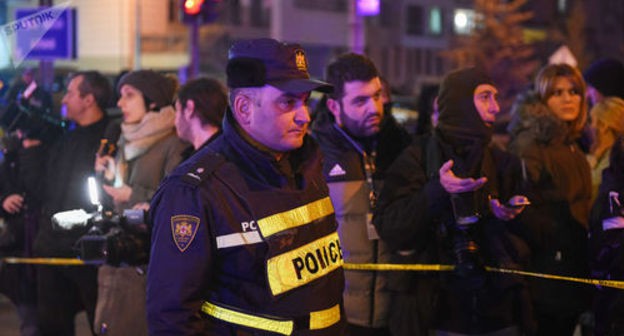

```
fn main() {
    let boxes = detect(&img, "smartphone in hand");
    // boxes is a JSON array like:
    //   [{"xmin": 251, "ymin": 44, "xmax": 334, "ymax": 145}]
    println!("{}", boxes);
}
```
[{"xmin": 507, "ymin": 196, "xmax": 531, "ymax": 209}]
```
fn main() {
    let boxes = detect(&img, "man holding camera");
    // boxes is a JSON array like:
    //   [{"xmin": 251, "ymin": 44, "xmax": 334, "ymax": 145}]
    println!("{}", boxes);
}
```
[
  {"xmin": 374, "ymin": 67, "xmax": 533, "ymax": 335},
  {"xmin": 33, "ymin": 71, "xmax": 113, "ymax": 336},
  {"xmin": 147, "ymin": 38, "xmax": 346, "ymax": 335}
]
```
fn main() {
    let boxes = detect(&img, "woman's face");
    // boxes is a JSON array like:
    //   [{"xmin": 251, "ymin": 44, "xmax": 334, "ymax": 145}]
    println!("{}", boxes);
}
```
[
  {"xmin": 118, "ymin": 84, "xmax": 148, "ymax": 124},
  {"xmin": 546, "ymin": 76, "xmax": 582, "ymax": 122}
]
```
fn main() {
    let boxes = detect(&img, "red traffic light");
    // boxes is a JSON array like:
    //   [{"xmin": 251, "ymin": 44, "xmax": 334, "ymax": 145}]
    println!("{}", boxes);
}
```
[{"xmin": 183, "ymin": 0, "xmax": 204, "ymax": 15}]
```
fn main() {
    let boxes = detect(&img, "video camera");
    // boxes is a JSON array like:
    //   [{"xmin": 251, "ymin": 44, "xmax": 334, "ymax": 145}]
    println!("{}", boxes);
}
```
[
  {"xmin": 75, "ymin": 208, "xmax": 149, "ymax": 266},
  {"xmin": 52, "ymin": 177, "xmax": 149, "ymax": 266},
  {"xmin": 1, "ymin": 81, "xmax": 66, "ymax": 151}
]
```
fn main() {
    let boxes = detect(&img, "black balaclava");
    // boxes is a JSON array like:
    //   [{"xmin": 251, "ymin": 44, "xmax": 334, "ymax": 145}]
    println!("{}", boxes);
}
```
[{"xmin": 436, "ymin": 67, "xmax": 495, "ymax": 179}]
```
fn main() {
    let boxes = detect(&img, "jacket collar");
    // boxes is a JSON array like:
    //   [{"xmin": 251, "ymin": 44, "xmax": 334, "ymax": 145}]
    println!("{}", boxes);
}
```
[{"xmin": 220, "ymin": 108, "xmax": 317, "ymax": 189}]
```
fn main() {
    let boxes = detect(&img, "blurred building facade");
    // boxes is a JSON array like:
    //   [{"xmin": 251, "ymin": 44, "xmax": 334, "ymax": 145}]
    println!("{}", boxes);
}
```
[{"xmin": 1, "ymin": 0, "xmax": 622, "ymax": 95}]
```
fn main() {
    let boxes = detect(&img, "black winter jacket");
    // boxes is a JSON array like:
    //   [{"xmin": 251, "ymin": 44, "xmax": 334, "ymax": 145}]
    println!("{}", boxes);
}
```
[
  {"xmin": 374, "ymin": 133, "xmax": 533, "ymax": 335},
  {"xmin": 508, "ymin": 92, "xmax": 592, "ymax": 316},
  {"xmin": 33, "ymin": 117, "xmax": 111, "ymax": 257}
]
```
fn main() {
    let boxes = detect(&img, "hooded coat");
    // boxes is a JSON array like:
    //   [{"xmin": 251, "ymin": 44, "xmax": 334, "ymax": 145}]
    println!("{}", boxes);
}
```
[
  {"xmin": 374, "ymin": 68, "xmax": 533, "ymax": 335},
  {"xmin": 507, "ymin": 91, "xmax": 592, "ymax": 317}
]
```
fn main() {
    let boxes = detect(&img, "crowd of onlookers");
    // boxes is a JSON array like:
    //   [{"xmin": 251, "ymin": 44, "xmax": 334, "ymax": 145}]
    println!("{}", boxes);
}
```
[{"xmin": 0, "ymin": 49, "xmax": 623, "ymax": 336}]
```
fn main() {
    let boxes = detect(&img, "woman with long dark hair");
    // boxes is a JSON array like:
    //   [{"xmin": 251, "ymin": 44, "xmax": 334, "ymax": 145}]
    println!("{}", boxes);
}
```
[{"xmin": 508, "ymin": 63, "xmax": 592, "ymax": 336}]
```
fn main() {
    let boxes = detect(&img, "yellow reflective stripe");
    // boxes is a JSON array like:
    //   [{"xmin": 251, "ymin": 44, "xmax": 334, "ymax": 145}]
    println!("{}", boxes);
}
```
[
  {"xmin": 267, "ymin": 232, "xmax": 343, "ymax": 295},
  {"xmin": 343, "ymin": 263, "xmax": 624, "ymax": 291},
  {"xmin": 484, "ymin": 266, "xmax": 624, "ymax": 290},
  {"xmin": 309, "ymin": 304, "xmax": 340, "ymax": 330},
  {"xmin": 344, "ymin": 262, "xmax": 454, "ymax": 272},
  {"xmin": 2, "ymin": 257, "xmax": 87, "ymax": 266},
  {"xmin": 201, "ymin": 301, "xmax": 341, "ymax": 333},
  {"xmin": 257, "ymin": 197, "xmax": 334, "ymax": 238},
  {"xmin": 201, "ymin": 301, "xmax": 294, "ymax": 335}
]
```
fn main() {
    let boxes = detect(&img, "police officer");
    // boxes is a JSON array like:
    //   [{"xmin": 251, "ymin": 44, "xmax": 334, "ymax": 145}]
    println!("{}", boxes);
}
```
[{"xmin": 147, "ymin": 38, "xmax": 346, "ymax": 335}]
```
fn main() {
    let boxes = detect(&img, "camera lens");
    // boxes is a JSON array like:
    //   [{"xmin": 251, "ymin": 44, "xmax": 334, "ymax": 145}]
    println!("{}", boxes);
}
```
[{"xmin": 453, "ymin": 225, "xmax": 485, "ymax": 288}]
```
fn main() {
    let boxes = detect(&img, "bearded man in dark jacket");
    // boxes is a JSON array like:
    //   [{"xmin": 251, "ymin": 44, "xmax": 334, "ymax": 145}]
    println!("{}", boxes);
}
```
[
  {"xmin": 374, "ymin": 67, "xmax": 534, "ymax": 335},
  {"xmin": 311, "ymin": 53, "xmax": 411, "ymax": 336}
]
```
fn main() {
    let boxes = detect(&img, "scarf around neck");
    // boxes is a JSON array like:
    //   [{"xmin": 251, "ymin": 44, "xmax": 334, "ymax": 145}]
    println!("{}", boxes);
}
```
[{"xmin": 121, "ymin": 106, "xmax": 175, "ymax": 161}]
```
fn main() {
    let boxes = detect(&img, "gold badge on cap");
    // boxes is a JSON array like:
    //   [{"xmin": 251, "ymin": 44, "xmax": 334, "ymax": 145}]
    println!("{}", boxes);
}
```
[{"xmin": 295, "ymin": 49, "xmax": 307, "ymax": 72}]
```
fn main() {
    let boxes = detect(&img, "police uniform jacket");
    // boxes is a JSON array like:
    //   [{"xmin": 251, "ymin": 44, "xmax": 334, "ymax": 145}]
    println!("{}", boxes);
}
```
[
  {"xmin": 311, "ymin": 112, "xmax": 410, "ymax": 328},
  {"xmin": 147, "ymin": 112, "xmax": 346, "ymax": 335}
]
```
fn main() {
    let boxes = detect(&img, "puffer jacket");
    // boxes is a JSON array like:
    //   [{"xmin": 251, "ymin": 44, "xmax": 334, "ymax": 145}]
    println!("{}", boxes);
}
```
[{"xmin": 311, "ymin": 113, "xmax": 411, "ymax": 328}]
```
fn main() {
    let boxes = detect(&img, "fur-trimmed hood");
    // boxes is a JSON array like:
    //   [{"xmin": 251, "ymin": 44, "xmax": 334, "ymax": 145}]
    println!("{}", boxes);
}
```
[{"xmin": 507, "ymin": 91, "xmax": 571, "ymax": 147}]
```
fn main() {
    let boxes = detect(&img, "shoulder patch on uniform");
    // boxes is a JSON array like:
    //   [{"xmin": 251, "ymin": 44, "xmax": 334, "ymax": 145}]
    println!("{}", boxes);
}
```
[
  {"xmin": 171, "ymin": 215, "xmax": 200, "ymax": 252},
  {"xmin": 328, "ymin": 163, "xmax": 346, "ymax": 177}
]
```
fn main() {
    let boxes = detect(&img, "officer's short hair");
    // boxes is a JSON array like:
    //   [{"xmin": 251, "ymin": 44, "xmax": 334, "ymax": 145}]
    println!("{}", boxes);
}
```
[
  {"xmin": 70, "ymin": 71, "xmax": 113, "ymax": 111},
  {"xmin": 325, "ymin": 53, "xmax": 379, "ymax": 100},
  {"xmin": 178, "ymin": 77, "xmax": 227, "ymax": 127}
]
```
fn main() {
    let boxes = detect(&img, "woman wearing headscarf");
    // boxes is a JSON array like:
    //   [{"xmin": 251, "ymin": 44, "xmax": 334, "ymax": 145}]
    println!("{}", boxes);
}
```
[
  {"xmin": 374, "ymin": 67, "xmax": 533, "ymax": 335},
  {"xmin": 93, "ymin": 70, "xmax": 188, "ymax": 336},
  {"xmin": 508, "ymin": 63, "xmax": 592, "ymax": 336}
]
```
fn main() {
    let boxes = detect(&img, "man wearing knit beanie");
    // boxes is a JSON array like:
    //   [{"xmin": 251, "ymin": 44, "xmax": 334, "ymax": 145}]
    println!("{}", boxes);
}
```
[{"xmin": 583, "ymin": 57, "xmax": 624, "ymax": 106}]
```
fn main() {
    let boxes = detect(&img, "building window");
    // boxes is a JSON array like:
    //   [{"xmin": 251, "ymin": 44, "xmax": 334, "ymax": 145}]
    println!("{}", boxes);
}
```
[
  {"xmin": 453, "ymin": 8, "xmax": 475, "ymax": 35},
  {"xmin": 406, "ymin": 5, "xmax": 424, "ymax": 36},
  {"xmin": 250, "ymin": 0, "xmax": 269, "ymax": 27},
  {"xmin": 379, "ymin": 0, "xmax": 393, "ymax": 27},
  {"xmin": 394, "ymin": 46, "xmax": 402, "ymax": 78},
  {"xmin": 228, "ymin": 0, "xmax": 241, "ymax": 25},
  {"xmin": 429, "ymin": 7, "xmax": 443, "ymax": 35},
  {"xmin": 406, "ymin": 48, "xmax": 414, "ymax": 76},
  {"xmin": 425, "ymin": 49, "xmax": 433, "ymax": 75},
  {"xmin": 436, "ymin": 54, "xmax": 444, "ymax": 75},
  {"xmin": 168, "ymin": 0, "xmax": 178, "ymax": 23},
  {"xmin": 293, "ymin": 0, "xmax": 348, "ymax": 12},
  {"xmin": 414, "ymin": 48, "xmax": 421, "ymax": 74},
  {"xmin": 381, "ymin": 48, "xmax": 389, "ymax": 78}
]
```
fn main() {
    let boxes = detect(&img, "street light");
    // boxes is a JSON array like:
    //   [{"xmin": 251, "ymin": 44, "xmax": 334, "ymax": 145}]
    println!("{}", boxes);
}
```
[{"xmin": 183, "ymin": 0, "xmax": 204, "ymax": 20}]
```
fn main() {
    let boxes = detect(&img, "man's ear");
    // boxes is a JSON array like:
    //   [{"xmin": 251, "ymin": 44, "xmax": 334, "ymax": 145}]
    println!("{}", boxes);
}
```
[
  {"xmin": 233, "ymin": 94, "xmax": 252, "ymax": 125},
  {"xmin": 83, "ymin": 93, "xmax": 96, "ymax": 107},
  {"xmin": 326, "ymin": 97, "xmax": 342, "ymax": 125},
  {"xmin": 184, "ymin": 99, "xmax": 195, "ymax": 118}
]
